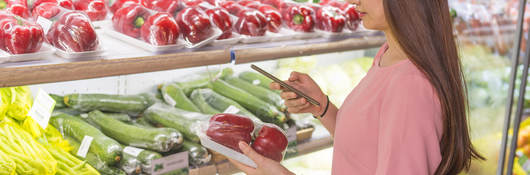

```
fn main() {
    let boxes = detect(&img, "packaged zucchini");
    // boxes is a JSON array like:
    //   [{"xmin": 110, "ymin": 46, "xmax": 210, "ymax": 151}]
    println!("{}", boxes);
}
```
[
  {"xmin": 87, "ymin": 110, "xmax": 183, "ymax": 152},
  {"xmin": 105, "ymin": 113, "xmax": 132, "ymax": 123},
  {"xmin": 119, "ymin": 144, "xmax": 142, "ymax": 175},
  {"xmin": 175, "ymin": 67, "xmax": 234, "ymax": 96},
  {"xmin": 64, "ymin": 93, "xmax": 150, "ymax": 116},
  {"xmin": 238, "ymin": 71, "xmax": 275, "ymax": 90},
  {"xmin": 191, "ymin": 88, "xmax": 259, "ymax": 121},
  {"xmin": 160, "ymin": 83, "xmax": 201, "ymax": 112},
  {"xmin": 223, "ymin": 76, "xmax": 286, "ymax": 111},
  {"xmin": 65, "ymin": 136, "xmax": 127, "ymax": 175},
  {"xmin": 122, "ymin": 146, "xmax": 163, "ymax": 173},
  {"xmin": 180, "ymin": 140, "xmax": 211, "ymax": 167},
  {"xmin": 144, "ymin": 103, "xmax": 209, "ymax": 143},
  {"xmin": 190, "ymin": 89, "xmax": 221, "ymax": 115},
  {"xmin": 50, "ymin": 113, "xmax": 123, "ymax": 165},
  {"xmin": 50, "ymin": 94, "xmax": 67, "ymax": 109}
]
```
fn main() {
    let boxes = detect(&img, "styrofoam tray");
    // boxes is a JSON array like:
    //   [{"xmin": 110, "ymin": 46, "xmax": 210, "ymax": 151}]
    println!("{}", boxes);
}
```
[
  {"xmin": 292, "ymin": 30, "xmax": 321, "ymax": 39},
  {"xmin": 315, "ymin": 29, "xmax": 349, "ymax": 38},
  {"xmin": 0, "ymin": 49, "xmax": 10, "ymax": 63},
  {"xmin": 184, "ymin": 28, "xmax": 223, "ymax": 49},
  {"xmin": 55, "ymin": 46, "xmax": 105, "ymax": 59},
  {"xmin": 211, "ymin": 32, "xmax": 242, "ymax": 46},
  {"xmin": 268, "ymin": 28, "xmax": 297, "ymax": 42},
  {"xmin": 199, "ymin": 133, "xmax": 257, "ymax": 168},
  {"xmin": 6, "ymin": 44, "xmax": 55, "ymax": 62},
  {"xmin": 104, "ymin": 25, "xmax": 185, "ymax": 52}
]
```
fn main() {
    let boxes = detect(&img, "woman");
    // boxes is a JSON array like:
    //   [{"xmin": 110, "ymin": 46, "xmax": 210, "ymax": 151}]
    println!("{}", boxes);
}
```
[{"xmin": 229, "ymin": 0, "xmax": 484, "ymax": 174}]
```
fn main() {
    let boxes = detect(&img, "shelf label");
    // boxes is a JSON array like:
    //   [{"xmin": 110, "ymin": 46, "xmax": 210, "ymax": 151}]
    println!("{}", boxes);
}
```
[
  {"xmin": 151, "ymin": 151, "xmax": 189, "ymax": 175},
  {"xmin": 223, "ymin": 105, "xmax": 240, "ymax": 114},
  {"xmin": 124, "ymin": 146, "xmax": 144, "ymax": 157},
  {"xmin": 28, "ymin": 89, "xmax": 56, "ymax": 129},
  {"xmin": 77, "ymin": 136, "xmax": 94, "ymax": 158}
]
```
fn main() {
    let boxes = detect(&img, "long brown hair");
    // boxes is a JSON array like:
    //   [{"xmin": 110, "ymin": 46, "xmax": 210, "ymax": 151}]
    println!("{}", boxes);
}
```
[{"xmin": 382, "ymin": 0, "xmax": 484, "ymax": 174}]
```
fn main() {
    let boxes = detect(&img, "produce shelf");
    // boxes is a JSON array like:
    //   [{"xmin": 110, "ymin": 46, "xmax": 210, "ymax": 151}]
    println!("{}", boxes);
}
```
[{"xmin": 0, "ymin": 34, "xmax": 385, "ymax": 87}]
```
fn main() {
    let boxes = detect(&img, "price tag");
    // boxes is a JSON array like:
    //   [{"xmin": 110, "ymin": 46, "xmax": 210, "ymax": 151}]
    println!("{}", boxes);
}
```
[
  {"xmin": 28, "ymin": 89, "xmax": 56, "ymax": 129},
  {"xmin": 124, "ymin": 146, "xmax": 144, "ymax": 157},
  {"xmin": 223, "ymin": 105, "xmax": 240, "ymax": 114},
  {"xmin": 77, "ymin": 136, "xmax": 94, "ymax": 158},
  {"xmin": 36, "ymin": 16, "xmax": 53, "ymax": 33},
  {"xmin": 151, "ymin": 152, "xmax": 189, "ymax": 175}
]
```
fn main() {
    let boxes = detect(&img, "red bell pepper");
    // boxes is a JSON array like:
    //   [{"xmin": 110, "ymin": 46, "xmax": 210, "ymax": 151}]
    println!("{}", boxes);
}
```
[
  {"xmin": 112, "ymin": 3, "xmax": 150, "ymax": 38},
  {"xmin": 206, "ymin": 113, "xmax": 254, "ymax": 153},
  {"xmin": 4, "ymin": 2, "xmax": 31, "ymax": 18},
  {"xmin": 140, "ymin": 12, "xmax": 179, "ymax": 45},
  {"xmin": 180, "ymin": 0, "xmax": 203, "ymax": 8},
  {"xmin": 235, "ymin": 9, "xmax": 268, "ymax": 36},
  {"xmin": 0, "ymin": 13, "xmax": 44, "ymax": 54},
  {"xmin": 257, "ymin": 4, "xmax": 281, "ymax": 33},
  {"xmin": 237, "ymin": 0, "xmax": 260, "ymax": 9},
  {"xmin": 283, "ymin": 4, "xmax": 314, "ymax": 32},
  {"xmin": 140, "ymin": 0, "xmax": 179, "ymax": 15},
  {"xmin": 205, "ymin": 7, "xmax": 232, "ymax": 39},
  {"xmin": 175, "ymin": 7, "xmax": 214, "ymax": 44},
  {"xmin": 251, "ymin": 125, "xmax": 288, "ymax": 162},
  {"xmin": 73, "ymin": 0, "xmax": 108, "ymax": 21},
  {"xmin": 46, "ymin": 11, "xmax": 99, "ymax": 52},
  {"xmin": 260, "ymin": 0, "xmax": 282, "ymax": 8},
  {"xmin": 28, "ymin": 0, "xmax": 74, "ymax": 10},
  {"xmin": 219, "ymin": 0, "xmax": 243, "ymax": 15},
  {"xmin": 108, "ymin": 0, "xmax": 138, "ymax": 13},
  {"xmin": 32, "ymin": 2, "xmax": 62, "ymax": 19},
  {"xmin": 323, "ymin": 0, "xmax": 360, "ymax": 31},
  {"xmin": 315, "ymin": 6, "xmax": 345, "ymax": 32}
]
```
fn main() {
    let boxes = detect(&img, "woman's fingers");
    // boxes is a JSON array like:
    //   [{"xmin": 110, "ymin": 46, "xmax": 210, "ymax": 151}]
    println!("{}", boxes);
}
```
[
  {"xmin": 239, "ymin": 141, "xmax": 266, "ymax": 163},
  {"xmin": 280, "ymin": 91, "xmax": 298, "ymax": 100},
  {"xmin": 285, "ymin": 98, "xmax": 307, "ymax": 107}
]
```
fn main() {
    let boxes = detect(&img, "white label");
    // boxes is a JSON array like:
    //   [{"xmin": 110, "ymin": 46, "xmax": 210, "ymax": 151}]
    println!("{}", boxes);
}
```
[
  {"xmin": 77, "ymin": 136, "xmax": 94, "ymax": 158},
  {"xmin": 151, "ymin": 152, "xmax": 189, "ymax": 175},
  {"xmin": 80, "ymin": 113, "xmax": 88, "ymax": 119},
  {"xmin": 287, "ymin": 126, "xmax": 297, "ymax": 143},
  {"xmin": 36, "ymin": 16, "xmax": 53, "ymax": 33},
  {"xmin": 223, "ymin": 105, "xmax": 240, "ymax": 114},
  {"xmin": 252, "ymin": 80, "xmax": 261, "ymax": 85},
  {"xmin": 124, "ymin": 146, "xmax": 144, "ymax": 157},
  {"xmin": 28, "ymin": 89, "xmax": 56, "ymax": 129},
  {"xmin": 162, "ymin": 93, "xmax": 177, "ymax": 107}
]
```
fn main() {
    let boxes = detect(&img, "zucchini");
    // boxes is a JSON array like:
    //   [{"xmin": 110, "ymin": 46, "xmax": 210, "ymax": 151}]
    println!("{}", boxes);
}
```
[
  {"xmin": 160, "ymin": 83, "xmax": 201, "ymax": 112},
  {"xmin": 122, "ymin": 146, "xmax": 163, "ymax": 173},
  {"xmin": 175, "ymin": 68, "xmax": 234, "ymax": 96},
  {"xmin": 238, "ymin": 71, "xmax": 274, "ymax": 90},
  {"xmin": 52, "ymin": 108, "xmax": 82, "ymax": 116},
  {"xmin": 144, "ymin": 103, "xmax": 209, "ymax": 143},
  {"xmin": 64, "ymin": 93, "xmax": 149, "ymax": 116},
  {"xmin": 105, "ymin": 113, "xmax": 132, "ymax": 123},
  {"xmin": 87, "ymin": 110, "xmax": 183, "ymax": 152},
  {"xmin": 190, "ymin": 90, "xmax": 221, "ymax": 115},
  {"xmin": 191, "ymin": 89, "xmax": 258, "ymax": 121},
  {"xmin": 50, "ymin": 113, "xmax": 122, "ymax": 165},
  {"xmin": 209, "ymin": 79, "xmax": 286, "ymax": 125},
  {"xmin": 65, "ymin": 136, "xmax": 127, "ymax": 175},
  {"xmin": 50, "ymin": 94, "xmax": 66, "ymax": 108},
  {"xmin": 119, "ymin": 144, "xmax": 142, "ymax": 175},
  {"xmin": 133, "ymin": 117, "xmax": 155, "ymax": 128},
  {"xmin": 223, "ymin": 76, "xmax": 286, "ymax": 111},
  {"xmin": 180, "ymin": 140, "xmax": 211, "ymax": 167},
  {"xmin": 139, "ymin": 92, "xmax": 163, "ymax": 107}
]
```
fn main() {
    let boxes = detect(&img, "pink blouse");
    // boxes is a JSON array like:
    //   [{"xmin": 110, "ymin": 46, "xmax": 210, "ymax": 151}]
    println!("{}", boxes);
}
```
[{"xmin": 328, "ymin": 43, "xmax": 443, "ymax": 175}]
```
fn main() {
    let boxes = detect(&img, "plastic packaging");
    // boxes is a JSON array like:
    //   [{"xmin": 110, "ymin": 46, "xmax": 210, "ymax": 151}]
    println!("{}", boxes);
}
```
[
  {"xmin": 87, "ymin": 110, "xmax": 184, "ymax": 152},
  {"xmin": 160, "ymin": 83, "xmax": 202, "ymax": 112},
  {"xmin": 122, "ymin": 146, "xmax": 163, "ymax": 173},
  {"xmin": 140, "ymin": 0, "xmax": 179, "ymax": 14},
  {"xmin": 3, "ymin": 0, "xmax": 31, "ymax": 18},
  {"xmin": 72, "ymin": 0, "xmax": 108, "ymax": 21},
  {"xmin": 119, "ymin": 151, "xmax": 142, "ymax": 175},
  {"xmin": 235, "ymin": 9, "xmax": 268, "ymax": 37},
  {"xmin": 256, "ymin": 4, "xmax": 282, "ymax": 33},
  {"xmin": 1, "ymin": 44, "xmax": 55, "ymax": 63},
  {"xmin": 179, "ymin": 140, "xmax": 212, "ymax": 167},
  {"xmin": 104, "ymin": 25, "xmax": 185, "ymax": 52},
  {"xmin": 282, "ymin": 3, "xmax": 315, "ymax": 33},
  {"xmin": 219, "ymin": 0, "xmax": 245, "ymax": 15},
  {"xmin": 251, "ymin": 123, "xmax": 288, "ymax": 162},
  {"xmin": 314, "ymin": 5, "xmax": 346, "ymax": 33},
  {"xmin": 176, "ymin": 7, "xmax": 222, "ymax": 48},
  {"xmin": 223, "ymin": 76, "xmax": 286, "ymax": 112},
  {"xmin": 206, "ymin": 113, "xmax": 254, "ymax": 153},
  {"xmin": 0, "ymin": 12, "xmax": 45, "ymax": 55},
  {"xmin": 64, "ymin": 135, "xmax": 127, "ymax": 175},
  {"xmin": 27, "ymin": 0, "xmax": 75, "ymax": 11},
  {"xmin": 190, "ymin": 88, "xmax": 259, "ymax": 121},
  {"xmin": 63, "ymin": 93, "xmax": 150, "ymax": 116},
  {"xmin": 322, "ymin": 0, "xmax": 360, "ymax": 32},
  {"xmin": 205, "ymin": 7, "xmax": 234, "ymax": 40}
]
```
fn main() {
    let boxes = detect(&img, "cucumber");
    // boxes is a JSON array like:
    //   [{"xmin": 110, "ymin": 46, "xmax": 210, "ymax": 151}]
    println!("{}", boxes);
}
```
[
  {"xmin": 191, "ymin": 89, "xmax": 258, "ymax": 121},
  {"xmin": 87, "ymin": 110, "xmax": 183, "ymax": 152},
  {"xmin": 64, "ymin": 94, "xmax": 149, "ymax": 116},
  {"xmin": 144, "ymin": 103, "xmax": 209, "ymax": 143},
  {"xmin": 139, "ymin": 92, "xmax": 163, "ymax": 107},
  {"xmin": 210, "ymin": 79, "xmax": 286, "ymax": 125},
  {"xmin": 50, "ymin": 94, "xmax": 66, "ymax": 108},
  {"xmin": 180, "ymin": 140, "xmax": 211, "ymax": 167},
  {"xmin": 52, "ymin": 108, "xmax": 82, "ymax": 116},
  {"xmin": 160, "ymin": 83, "xmax": 201, "ymax": 112},
  {"xmin": 238, "ymin": 71, "xmax": 274, "ymax": 90},
  {"xmin": 122, "ymin": 146, "xmax": 163, "ymax": 173},
  {"xmin": 119, "ymin": 144, "xmax": 142, "ymax": 175},
  {"xmin": 50, "ymin": 113, "xmax": 122, "ymax": 165},
  {"xmin": 190, "ymin": 90, "xmax": 221, "ymax": 115},
  {"xmin": 223, "ymin": 76, "xmax": 286, "ymax": 111},
  {"xmin": 175, "ymin": 68, "xmax": 234, "ymax": 96},
  {"xmin": 105, "ymin": 113, "xmax": 132, "ymax": 123},
  {"xmin": 65, "ymin": 136, "xmax": 127, "ymax": 175},
  {"xmin": 133, "ymin": 117, "xmax": 155, "ymax": 128}
]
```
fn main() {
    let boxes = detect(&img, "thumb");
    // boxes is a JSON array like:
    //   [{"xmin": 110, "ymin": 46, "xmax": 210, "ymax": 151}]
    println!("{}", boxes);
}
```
[
  {"xmin": 289, "ymin": 71, "xmax": 303, "ymax": 82},
  {"xmin": 239, "ymin": 141, "xmax": 264, "ymax": 163}
]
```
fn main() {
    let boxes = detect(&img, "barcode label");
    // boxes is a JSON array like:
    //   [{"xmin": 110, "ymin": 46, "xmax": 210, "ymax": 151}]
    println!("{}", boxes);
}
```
[
  {"xmin": 28, "ymin": 89, "xmax": 56, "ymax": 129},
  {"xmin": 77, "ymin": 136, "xmax": 94, "ymax": 158}
]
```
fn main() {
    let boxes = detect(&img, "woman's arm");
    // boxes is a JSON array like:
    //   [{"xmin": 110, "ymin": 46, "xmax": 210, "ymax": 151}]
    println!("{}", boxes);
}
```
[{"xmin": 271, "ymin": 72, "xmax": 338, "ymax": 135}]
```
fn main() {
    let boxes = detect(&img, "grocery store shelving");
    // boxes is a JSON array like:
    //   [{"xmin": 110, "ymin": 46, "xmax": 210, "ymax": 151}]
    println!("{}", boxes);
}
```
[{"xmin": 0, "ymin": 33, "xmax": 385, "ymax": 87}]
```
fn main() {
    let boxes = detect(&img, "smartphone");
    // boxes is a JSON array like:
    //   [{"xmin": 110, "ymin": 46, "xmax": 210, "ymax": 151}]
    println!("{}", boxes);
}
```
[{"xmin": 251, "ymin": 64, "xmax": 320, "ymax": 106}]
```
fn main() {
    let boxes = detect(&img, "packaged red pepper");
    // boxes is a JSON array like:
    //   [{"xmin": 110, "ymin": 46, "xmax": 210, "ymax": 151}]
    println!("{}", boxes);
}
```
[
  {"xmin": 237, "ymin": 0, "xmax": 260, "ymax": 9},
  {"xmin": 219, "ymin": 0, "xmax": 243, "ymax": 15},
  {"xmin": 46, "ymin": 11, "xmax": 99, "ymax": 52},
  {"xmin": 323, "ymin": 0, "xmax": 359, "ymax": 31},
  {"xmin": 251, "ymin": 124, "xmax": 288, "ymax": 162},
  {"xmin": 205, "ymin": 7, "xmax": 233, "ymax": 39},
  {"xmin": 72, "ymin": 0, "xmax": 108, "ymax": 21},
  {"xmin": 257, "ymin": 4, "xmax": 282, "ymax": 33},
  {"xmin": 140, "ymin": 12, "xmax": 180, "ymax": 46},
  {"xmin": 2, "ymin": 1, "xmax": 31, "ymax": 18},
  {"xmin": 108, "ymin": 0, "xmax": 138, "ymax": 13},
  {"xmin": 0, "ymin": 12, "xmax": 44, "ymax": 54},
  {"xmin": 206, "ymin": 113, "xmax": 254, "ymax": 153},
  {"xmin": 260, "ymin": 0, "xmax": 282, "ymax": 8},
  {"xmin": 235, "ymin": 9, "xmax": 268, "ymax": 36},
  {"xmin": 140, "ymin": 0, "xmax": 179, "ymax": 15},
  {"xmin": 32, "ymin": 2, "xmax": 63, "ymax": 19},
  {"xmin": 315, "ymin": 6, "xmax": 345, "ymax": 32},
  {"xmin": 175, "ymin": 7, "xmax": 216, "ymax": 44},
  {"xmin": 27, "ymin": 0, "xmax": 74, "ymax": 10},
  {"xmin": 112, "ymin": 3, "xmax": 150, "ymax": 38},
  {"xmin": 283, "ymin": 4, "xmax": 314, "ymax": 32},
  {"xmin": 179, "ymin": 0, "xmax": 204, "ymax": 8}
]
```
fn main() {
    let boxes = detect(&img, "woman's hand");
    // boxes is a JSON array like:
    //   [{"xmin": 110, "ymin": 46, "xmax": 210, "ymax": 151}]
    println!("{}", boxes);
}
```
[
  {"xmin": 270, "ymin": 72, "xmax": 327, "ymax": 116},
  {"xmin": 229, "ymin": 142, "xmax": 294, "ymax": 175}
]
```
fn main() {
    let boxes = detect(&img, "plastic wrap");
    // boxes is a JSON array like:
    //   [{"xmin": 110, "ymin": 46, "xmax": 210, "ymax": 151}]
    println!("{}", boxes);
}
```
[
  {"xmin": 0, "ymin": 12, "xmax": 45, "ymax": 55},
  {"xmin": 50, "ymin": 113, "xmax": 123, "ymax": 165},
  {"xmin": 64, "ymin": 135, "xmax": 127, "ymax": 175},
  {"xmin": 257, "ymin": 4, "xmax": 282, "ymax": 33},
  {"xmin": 314, "ymin": 5, "xmax": 345, "ymax": 32},
  {"xmin": 63, "ymin": 93, "xmax": 150, "ymax": 116},
  {"xmin": 108, "ymin": 0, "xmax": 138, "ymax": 13},
  {"xmin": 140, "ymin": 0, "xmax": 179, "ymax": 14},
  {"xmin": 104, "ymin": 112, "xmax": 132, "ymax": 123},
  {"xmin": 72, "ymin": 0, "xmax": 107, "ymax": 21},
  {"xmin": 251, "ymin": 123, "xmax": 288, "ymax": 162},
  {"xmin": 206, "ymin": 113, "xmax": 254, "ymax": 152},
  {"xmin": 174, "ymin": 67, "xmax": 234, "ymax": 96},
  {"xmin": 219, "ymin": 0, "xmax": 244, "ymax": 15},
  {"xmin": 191, "ymin": 88, "xmax": 259, "ymax": 121},
  {"xmin": 179, "ymin": 140, "xmax": 212, "ymax": 167},
  {"xmin": 119, "ymin": 148, "xmax": 142, "ymax": 175},
  {"xmin": 122, "ymin": 146, "xmax": 163, "ymax": 173},
  {"xmin": 223, "ymin": 76, "xmax": 285, "ymax": 111},
  {"xmin": 190, "ymin": 89, "xmax": 222, "ymax": 114},
  {"xmin": 143, "ymin": 103, "xmax": 209, "ymax": 143},
  {"xmin": 160, "ymin": 83, "xmax": 201, "ymax": 112},
  {"xmin": 235, "ymin": 9, "xmax": 268, "ymax": 37},
  {"xmin": 50, "ymin": 94, "xmax": 66, "ymax": 109},
  {"xmin": 27, "ymin": 0, "xmax": 75, "ymax": 11},
  {"xmin": 205, "ymin": 7, "xmax": 234, "ymax": 40},
  {"xmin": 140, "ymin": 12, "xmax": 180, "ymax": 46},
  {"xmin": 322, "ymin": 0, "xmax": 360, "ymax": 32},
  {"xmin": 176, "ymin": 7, "xmax": 221, "ymax": 47},
  {"xmin": 87, "ymin": 110, "xmax": 183, "ymax": 152},
  {"xmin": 3, "ymin": 0, "xmax": 31, "ymax": 18},
  {"xmin": 282, "ymin": 3, "xmax": 315, "ymax": 32},
  {"xmin": 238, "ymin": 71, "xmax": 275, "ymax": 90}
]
